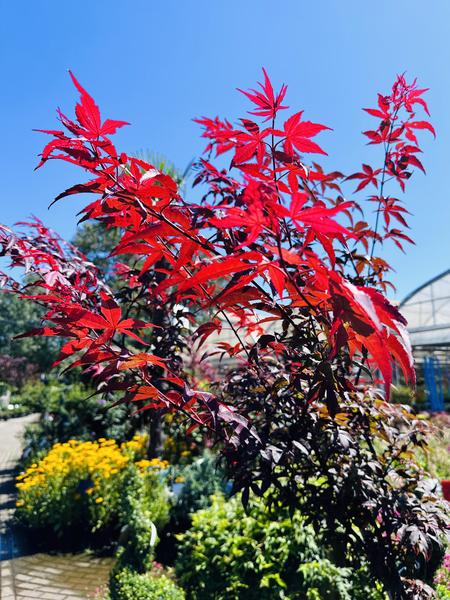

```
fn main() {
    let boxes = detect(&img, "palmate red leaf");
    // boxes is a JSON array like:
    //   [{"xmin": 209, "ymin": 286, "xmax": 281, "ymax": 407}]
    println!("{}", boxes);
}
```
[
  {"xmin": 69, "ymin": 71, "xmax": 129, "ymax": 139},
  {"xmin": 69, "ymin": 307, "xmax": 111, "ymax": 330},
  {"xmin": 363, "ymin": 130, "xmax": 382, "ymax": 144},
  {"xmin": 238, "ymin": 68, "xmax": 288, "ymax": 121},
  {"xmin": 386, "ymin": 329, "xmax": 415, "ymax": 386},
  {"xmin": 177, "ymin": 255, "xmax": 260, "ymax": 293},
  {"xmin": 209, "ymin": 206, "xmax": 268, "ymax": 249},
  {"xmin": 69, "ymin": 71, "xmax": 101, "ymax": 134},
  {"xmin": 406, "ymin": 89, "xmax": 430, "ymax": 116},
  {"xmin": 275, "ymin": 194, "xmax": 356, "ymax": 241},
  {"xmin": 14, "ymin": 325, "xmax": 60, "ymax": 339},
  {"xmin": 51, "ymin": 179, "xmax": 106, "ymax": 206},
  {"xmin": 194, "ymin": 116, "xmax": 236, "ymax": 156},
  {"xmin": 264, "ymin": 244, "xmax": 302, "ymax": 265},
  {"xmin": 126, "ymin": 385, "xmax": 161, "ymax": 403},
  {"xmin": 406, "ymin": 120, "xmax": 436, "ymax": 137},
  {"xmin": 53, "ymin": 337, "xmax": 89, "ymax": 367},
  {"xmin": 209, "ymin": 278, "xmax": 266, "ymax": 309},
  {"xmin": 63, "ymin": 348, "xmax": 120, "ymax": 374},
  {"xmin": 359, "ymin": 331, "xmax": 393, "ymax": 393},
  {"xmin": 263, "ymin": 263, "xmax": 286, "ymax": 298},
  {"xmin": 57, "ymin": 295, "xmax": 153, "ymax": 346},
  {"xmin": 35, "ymin": 137, "xmax": 96, "ymax": 170},
  {"xmin": 99, "ymin": 293, "xmax": 121, "ymax": 326},
  {"xmin": 405, "ymin": 154, "xmax": 426, "ymax": 173},
  {"xmin": 119, "ymin": 353, "xmax": 166, "ymax": 370},
  {"xmin": 232, "ymin": 120, "xmax": 270, "ymax": 166},
  {"xmin": 298, "ymin": 206, "xmax": 356, "ymax": 238},
  {"xmin": 359, "ymin": 286, "xmax": 415, "ymax": 385},
  {"xmin": 346, "ymin": 164, "xmax": 381, "ymax": 193},
  {"xmin": 332, "ymin": 278, "xmax": 416, "ymax": 394},
  {"xmin": 100, "ymin": 118, "xmax": 131, "ymax": 136},
  {"xmin": 331, "ymin": 286, "xmax": 393, "ymax": 393},
  {"xmin": 273, "ymin": 111, "xmax": 330, "ymax": 156},
  {"xmin": 363, "ymin": 107, "xmax": 389, "ymax": 119},
  {"xmin": 193, "ymin": 320, "xmax": 222, "ymax": 347}
]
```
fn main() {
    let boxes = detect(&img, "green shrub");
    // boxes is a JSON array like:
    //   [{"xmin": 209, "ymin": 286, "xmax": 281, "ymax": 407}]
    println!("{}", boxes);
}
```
[
  {"xmin": 171, "ymin": 451, "xmax": 228, "ymax": 527},
  {"xmin": 0, "ymin": 400, "xmax": 33, "ymax": 420},
  {"xmin": 175, "ymin": 494, "xmax": 384, "ymax": 600},
  {"xmin": 427, "ymin": 413, "xmax": 450, "ymax": 480},
  {"xmin": 109, "ymin": 566, "xmax": 185, "ymax": 600},
  {"xmin": 0, "ymin": 379, "xmax": 48, "ymax": 420},
  {"xmin": 436, "ymin": 586, "xmax": 450, "ymax": 599},
  {"xmin": 391, "ymin": 384, "xmax": 415, "ymax": 405},
  {"xmin": 298, "ymin": 559, "xmax": 353, "ymax": 600},
  {"xmin": 20, "ymin": 380, "xmax": 136, "ymax": 465},
  {"xmin": 117, "ymin": 464, "xmax": 170, "ymax": 572},
  {"xmin": 298, "ymin": 560, "xmax": 388, "ymax": 599}
]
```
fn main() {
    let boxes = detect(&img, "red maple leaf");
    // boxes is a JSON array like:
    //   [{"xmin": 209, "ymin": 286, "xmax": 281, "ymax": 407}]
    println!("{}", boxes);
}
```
[
  {"xmin": 238, "ymin": 68, "xmax": 288, "ymax": 121},
  {"xmin": 68, "ymin": 71, "xmax": 129, "ymax": 139},
  {"xmin": 273, "ymin": 112, "xmax": 330, "ymax": 156},
  {"xmin": 232, "ymin": 120, "xmax": 270, "ymax": 166},
  {"xmin": 346, "ymin": 164, "xmax": 382, "ymax": 192}
]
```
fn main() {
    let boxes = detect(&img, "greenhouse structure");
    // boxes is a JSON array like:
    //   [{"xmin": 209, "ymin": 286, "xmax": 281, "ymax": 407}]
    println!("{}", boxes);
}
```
[{"xmin": 400, "ymin": 268, "xmax": 450, "ymax": 410}]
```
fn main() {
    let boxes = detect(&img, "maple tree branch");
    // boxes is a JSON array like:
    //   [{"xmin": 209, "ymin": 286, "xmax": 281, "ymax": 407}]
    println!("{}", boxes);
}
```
[{"xmin": 368, "ymin": 101, "xmax": 403, "ymax": 269}]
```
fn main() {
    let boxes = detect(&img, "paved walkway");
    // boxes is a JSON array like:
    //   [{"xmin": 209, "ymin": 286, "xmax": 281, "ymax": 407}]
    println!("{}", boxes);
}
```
[{"xmin": 0, "ymin": 416, "xmax": 113, "ymax": 600}]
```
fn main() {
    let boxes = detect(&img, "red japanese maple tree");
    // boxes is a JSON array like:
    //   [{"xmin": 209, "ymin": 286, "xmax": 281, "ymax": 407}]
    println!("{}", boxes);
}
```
[{"xmin": 1, "ymin": 70, "xmax": 446, "ymax": 598}]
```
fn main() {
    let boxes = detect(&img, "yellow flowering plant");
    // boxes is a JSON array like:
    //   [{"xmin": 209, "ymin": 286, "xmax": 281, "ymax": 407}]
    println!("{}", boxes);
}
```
[{"xmin": 15, "ymin": 434, "xmax": 168, "ymax": 545}]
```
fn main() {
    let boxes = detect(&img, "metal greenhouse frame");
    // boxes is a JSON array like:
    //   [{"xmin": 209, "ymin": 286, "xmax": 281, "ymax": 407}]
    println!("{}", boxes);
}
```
[{"xmin": 400, "ymin": 268, "xmax": 450, "ymax": 410}]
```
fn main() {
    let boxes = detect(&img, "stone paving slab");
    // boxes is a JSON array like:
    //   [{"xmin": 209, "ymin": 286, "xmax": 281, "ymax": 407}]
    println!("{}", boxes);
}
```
[
  {"xmin": 0, "ymin": 415, "xmax": 114, "ymax": 599},
  {"xmin": 9, "ymin": 553, "xmax": 113, "ymax": 599}
]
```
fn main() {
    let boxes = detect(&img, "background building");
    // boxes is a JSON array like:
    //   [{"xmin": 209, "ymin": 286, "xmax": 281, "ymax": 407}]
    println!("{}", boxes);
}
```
[{"xmin": 401, "ymin": 269, "xmax": 450, "ymax": 410}]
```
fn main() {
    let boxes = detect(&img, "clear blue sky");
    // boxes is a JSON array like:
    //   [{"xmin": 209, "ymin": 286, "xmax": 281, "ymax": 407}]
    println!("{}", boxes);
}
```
[{"xmin": 1, "ymin": 0, "xmax": 449, "ymax": 300}]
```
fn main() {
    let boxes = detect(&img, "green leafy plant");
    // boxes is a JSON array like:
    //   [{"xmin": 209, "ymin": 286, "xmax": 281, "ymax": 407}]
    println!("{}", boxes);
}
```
[
  {"xmin": 0, "ymin": 292, "xmax": 58, "ymax": 373},
  {"xmin": 0, "ymin": 378, "xmax": 54, "ymax": 421},
  {"xmin": 20, "ymin": 380, "xmax": 137, "ymax": 465},
  {"xmin": 170, "ymin": 451, "xmax": 229, "ymax": 528},
  {"xmin": 116, "ymin": 464, "xmax": 170, "ymax": 572},
  {"xmin": 109, "ymin": 566, "xmax": 185, "ymax": 600},
  {"xmin": 420, "ymin": 413, "xmax": 450, "ymax": 480},
  {"xmin": 298, "ymin": 559, "xmax": 353, "ymax": 600},
  {"xmin": 175, "ymin": 494, "xmax": 383, "ymax": 600},
  {"xmin": 223, "ymin": 387, "xmax": 448, "ymax": 597}
]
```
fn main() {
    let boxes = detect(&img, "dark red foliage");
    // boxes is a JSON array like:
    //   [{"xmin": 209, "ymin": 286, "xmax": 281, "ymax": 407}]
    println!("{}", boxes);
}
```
[{"xmin": 0, "ymin": 354, "xmax": 38, "ymax": 388}]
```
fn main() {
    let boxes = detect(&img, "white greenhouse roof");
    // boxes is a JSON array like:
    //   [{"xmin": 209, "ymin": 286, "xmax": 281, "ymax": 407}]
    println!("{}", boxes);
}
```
[{"xmin": 401, "ymin": 269, "xmax": 450, "ymax": 347}]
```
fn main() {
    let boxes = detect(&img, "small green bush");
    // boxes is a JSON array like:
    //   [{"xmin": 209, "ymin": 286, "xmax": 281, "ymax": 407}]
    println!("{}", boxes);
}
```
[
  {"xmin": 436, "ymin": 585, "xmax": 450, "ymax": 599},
  {"xmin": 117, "ymin": 464, "xmax": 170, "ymax": 572},
  {"xmin": 298, "ymin": 559, "xmax": 353, "ymax": 599},
  {"xmin": 0, "ymin": 400, "xmax": 32, "ymax": 420},
  {"xmin": 110, "ymin": 567, "xmax": 185, "ymax": 600},
  {"xmin": 391, "ymin": 384, "xmax": 415, "ymax": 405},
  {"xmin": 0, "ymin": 379, "xmax": 48, "ymax": 420},
  {"xmin": 175, "ymin": 494, "xmax": 385, "ymax": 600}
]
